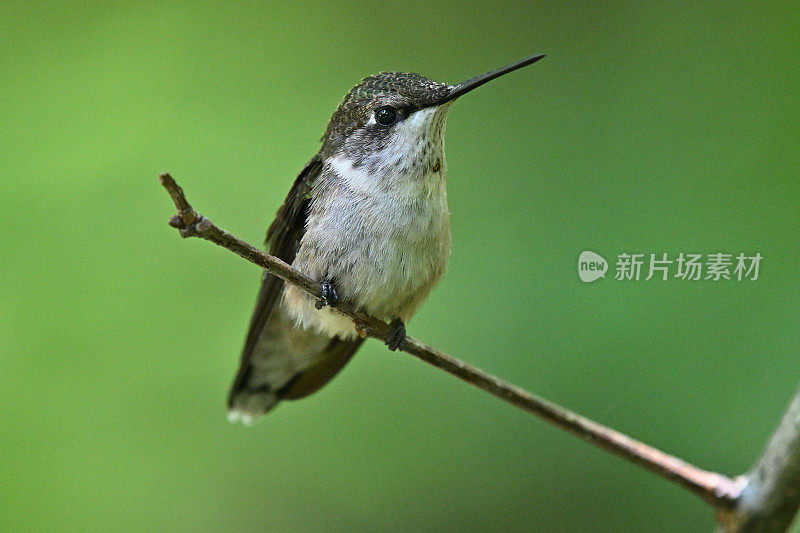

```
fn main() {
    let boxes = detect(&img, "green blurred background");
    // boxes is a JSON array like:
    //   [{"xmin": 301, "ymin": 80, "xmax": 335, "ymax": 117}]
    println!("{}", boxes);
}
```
[{"xmin": 2, "ymin": 2, "xmax": 798, "ymax": 531}]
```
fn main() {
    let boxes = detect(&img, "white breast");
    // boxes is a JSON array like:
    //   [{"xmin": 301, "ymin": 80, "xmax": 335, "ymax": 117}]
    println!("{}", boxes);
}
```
[{"xmin": 284, "ymin": 105, "xmax": 453, "ymax": 339}]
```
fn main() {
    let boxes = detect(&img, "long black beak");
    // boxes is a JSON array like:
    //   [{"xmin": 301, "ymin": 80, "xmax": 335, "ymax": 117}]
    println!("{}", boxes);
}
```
[{"xmin": 433, "ymin": 53, "xmax": 545, "ymax": 106}]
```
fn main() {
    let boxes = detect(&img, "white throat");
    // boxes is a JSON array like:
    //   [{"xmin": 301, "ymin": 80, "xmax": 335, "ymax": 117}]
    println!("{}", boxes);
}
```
[{"xmin": 329, "ymin": 105, "xmax": 450, "ymax": 199}]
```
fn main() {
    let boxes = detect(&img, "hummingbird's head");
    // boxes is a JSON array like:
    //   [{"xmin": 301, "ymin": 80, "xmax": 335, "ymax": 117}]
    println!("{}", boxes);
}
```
[
  {"xmin": 320, "ymin": 54, "xmax": 546, "ymax": 178},
  {"xmin": 320, "ymin": 71, "xmax": 452, "ymax": 172}
]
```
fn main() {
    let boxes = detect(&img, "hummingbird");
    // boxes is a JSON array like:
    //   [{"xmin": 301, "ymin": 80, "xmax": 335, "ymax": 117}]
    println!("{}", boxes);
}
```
[{"xmin": 227, "ymin": 53, "xmax": 545, "ymax": 424}]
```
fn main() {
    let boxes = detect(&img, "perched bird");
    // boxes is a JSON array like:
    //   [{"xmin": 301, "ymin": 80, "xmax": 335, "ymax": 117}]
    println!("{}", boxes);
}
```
[{"xmin": 227, "ymin": 53, "xmax": 545, "ymax": 424}]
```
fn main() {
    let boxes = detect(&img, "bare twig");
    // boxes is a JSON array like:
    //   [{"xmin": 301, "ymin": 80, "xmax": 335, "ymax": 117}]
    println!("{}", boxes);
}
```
[
  {"xmin": 718, "ymin": 386, "xmax": 800, "ymax": 532},
  {"xmin": 160, "ymin": 172, "xmax": 746, "ymax": 511}
]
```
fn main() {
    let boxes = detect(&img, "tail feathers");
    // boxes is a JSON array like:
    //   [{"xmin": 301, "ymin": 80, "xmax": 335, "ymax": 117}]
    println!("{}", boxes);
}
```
[
  {"xmin": 278, "ymin": 337, "xmax": 364, "ymax": 400},
  {"xmin": 227, "ymin": 329, "xmax": 364, "ymax": 425},
  {"xmin": 225, "ymin": 365, "xmax": 278, "ymax": 424},
  {"xmin": 226, "ymin": 392, "xmax": 277, "ymax": 426}
]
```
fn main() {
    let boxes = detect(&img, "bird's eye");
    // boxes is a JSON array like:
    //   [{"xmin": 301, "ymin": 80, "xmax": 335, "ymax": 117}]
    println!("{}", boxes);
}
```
[{"xmin": 374, "ymin": 106, "xmax": 398, "ymax": 126}]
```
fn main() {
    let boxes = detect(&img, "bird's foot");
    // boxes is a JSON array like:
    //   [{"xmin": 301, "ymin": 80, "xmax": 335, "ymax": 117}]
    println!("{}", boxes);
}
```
[
  {"xmin": 315, "ymin": 280, "xmax": 338, "ymax": 310},
  {"xmin": 385, "ymin": 318, "xmax": 406, "ymax": 351}
]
